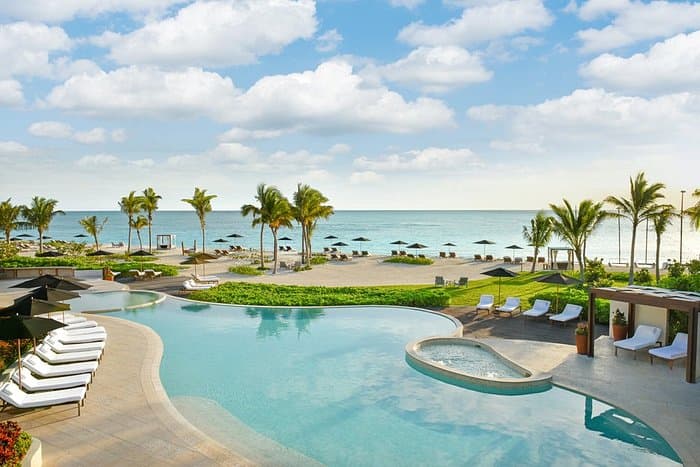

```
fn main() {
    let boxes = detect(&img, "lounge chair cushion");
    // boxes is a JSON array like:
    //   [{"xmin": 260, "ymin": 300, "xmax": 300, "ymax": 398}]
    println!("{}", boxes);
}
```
[
  {"xmin": 549, "ymin": 304, "xmax": 582, "ymax": 322},
  {"xmin": 522, "ymin": 299, "xmax": 550, "ymax": 317},
  {"xmin": 22, "ymin": 354, "xmax": 98, "ymax": 377},
  {"xmin": 476, "ymin": 295, "xmax": 494, "ymax": 311},
  {"xmin": 0, "ymin": 382, "xmax": 86, "ymax": 409},
  {"xmin": 614, "ymin": 325, "xmax": 662, "ymax": 351},
  {"xmin": 496, "ymin": 297, "xmax": 520, "ymax": 313},
  {"xmin": 12, "ymin": 369, "xmax": 91, "ymax": 391},
  {"xmin": 648, "ymin": 333, "xmax": 687, "ymax": 361}
]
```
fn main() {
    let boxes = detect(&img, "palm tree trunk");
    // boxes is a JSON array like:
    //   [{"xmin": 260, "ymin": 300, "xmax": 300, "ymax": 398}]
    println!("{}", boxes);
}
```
[
  {"xmin": 200, "ymin": 221, "xmax": 205, "ymax": 253},
  {"xmin": 259, "ymin": 224, "xmax": 265, "ymax": 268},
  {"xmin": 93, "ymin": 233, "xmax": 99, "ymax": 251},
  {"xmin": 5, "ymin": 231, "xmax": 10, "ymax": 243},
  {"xmin": 38, "ymin": 228, "xmax": 43, "ymax": 254},
  {"xmin": 300, "ymin": 224, "xmax": 305, "ymax": 264},
  {"xmin": 272, "ymin": 229, "xmax": 278, "ymax": 274},
  {"xmin": 306, "ymin": 227, "xmax": 312, "ymax": 265},
  {"xmin": 137, "ymin": 230, "xmax": 143, "ymax": 251},
  {"xmin": 148, "ymin": 214, "xmax": 153, "ymax": 253},
  {"xmin": 576, "ymin": 250, "xmax": 585, "ymax": 281},
  {"xmin": 655, "ymin": 234, "xmax": 661, "ymax": 283},
  {"xmin": 127, "ymin": 217, "xmax": 132, "ymax": 254},
  {"xmin": 531, "ymin": 247, "xmax": 539, "ymax": 273},
  {"xmin": 628, "ymin": 225, "xmax": 637, "ymax": 285}
]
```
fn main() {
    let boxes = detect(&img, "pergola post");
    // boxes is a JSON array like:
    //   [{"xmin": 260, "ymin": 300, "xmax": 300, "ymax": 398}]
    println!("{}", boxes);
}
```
[
  {"xmin": 628, "ymin": 303, "xmax": 636, "ymax": 339},
  {"xmin": 588, "ymin": 292, "xmax": 596, "ymax": 357},
  {"xmin": 688, "ymin": 308, "xmax": 697, "ymax": 383}
]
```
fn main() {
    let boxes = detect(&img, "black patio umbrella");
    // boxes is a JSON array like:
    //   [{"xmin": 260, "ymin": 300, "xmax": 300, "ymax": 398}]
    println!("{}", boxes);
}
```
[
  {"xmin": 226, "ymin": 233, "xmax": 244, "ymax": 238},
  {"xmin": 535, "ymin": 272, "xmax": 581, "ymax": 312},
  {"xmin": 390, "ymin": 240, "xmax": 408, "ymax": 245},
  {"xmin": 87, "ymin": 249, "xmax": 113, "ymax": 257},
  {"xmin": 10, "ymin": 237, "xmax": 21, "ymax": 241},
  {"xmin": 505, "ymin": 244, "xmax": 523, "ymax": 255},
  {"xmin": 41, "ymin": 236, "xmax": 52, "ymax": 240},
  {"xmin": 213, "ymin": 238, "xmax": 229, "ymax": 243},
  {"xmin": 352, "ymin": 237, "xmax": 371, "ymax": 242},
  {"xmin": 324, "ymin": 235, "xmax": 338, "ymax": 240},
  {"xmin": 26, "ymin": 285, "xmax": 80, "ymax": 302},
  {"xmin": 474, "ymin": 239, "xmax": 496, "ymax": 256},
  {"xmin": 0, "ymin": 314, "xmax": 65, "ymax": 387},
  {"xmin": 35, "ymin": 251, "xmax": 64, "ymax": 258},
  {"xmin": 130, "ymin": 249, "xmax": 154, "ymax": 257},
  {"xmin": 11, "ymin": 274, "xmax": 91, "ymax": 291},
  {"xmin": 481, "ymin": 267, "xmax": 518, "ymax": 304},
  {"xmin": 279, "ymin": 236, "xmax": 293, "ymax": 241},
  {"xmin": 181, "ymin": 255, "xmax": 210, "ymax": 276},
  {"xmin": 443, "ymin": 242, "xmax": 457, "ymax": 252},
  {"xmin": 406, "ymin": 243, "xmax": 428, "ymax": 255},
  {"xmin": 0, "ymin": 294, "xmax": 71, "ymax": 317},
  {"xmin": 17, "ymin": 234, "xmax": 33, "ymax": 238},
  {"xmin": 331, "ymin": 241, "xmax": 348, "ymax": 247},
  {"xmin": 74, "ymin": 234, "xmax": 88, "ymax": 238}
]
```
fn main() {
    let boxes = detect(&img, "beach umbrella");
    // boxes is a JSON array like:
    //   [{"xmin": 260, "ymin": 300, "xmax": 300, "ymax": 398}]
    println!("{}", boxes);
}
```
[
  {"xmin": 213, "ymin": 238, "xmax": 228, "ymax": 243},
  {"xmin": 17, "ymin": 234, "xmax": 33, "ymax": 238},
  {"xmin": 10, "ymin": 237, "xmax": 21, "ymax": 241},
  {"xmin": 390, "ymin": 240, "xmax": 408, "ymax": 245},
  {"xmin": 130, "ymin": 249, "xmax": 153, "ymax": 257},
  {"xmin": 406, "ymin": 243, "xmax": 428, "ymax": 255},
  {"xmin": 535, "ymin": 272, "xmax": 581, "ymax": 312},
  {"xmin": 324, "ymin": 235, "xmax": 338, "ymax": 240},
  {"xmin": 443, "ymin": 242, "xmax": 457, "ymax": 253},
  {"xmin": 35, "ymin": 251, "xmax": 64, "ymax": 258},
  {"xmin": 474, "ymin": 239, "xmax": 496, "ymax": 256},
  {"xmin": 481, "ymin": 267, "xmax": 518, "ymax": 304},
  {"xmin": 41, "ymin": 236, "xmax": 52, "ymax": 240},
  {"xmin": 279, "ymin": 236, "xmax": 293, "ymax": 241},
  {"xmin": 226, "ymin": 233, "xmax": 243, "ymax": 238},
  {"xmin": 352, "ymin": 237, "xmax": 371, "ymax": 242},
  {"xmin": 87, "ymin": 249, "xmax": 113, "ymax": 257},
  {"xmin": 0, "ymin": 294, "xmax": 70, "ymax": 317},
  {"xmin": 26, "ymin": 286, "xmax": 79, "ymax": 302},
  {"xmin": 11, "ymin": 274, "xmax": 91, "ymax": 291},
  {"xmin": 181, "ymin": 255, "xmax": 210, "ymax": 276},
  {"xmin": 74, "ymin": 234, "xmax": 88, "ymax": 238}
]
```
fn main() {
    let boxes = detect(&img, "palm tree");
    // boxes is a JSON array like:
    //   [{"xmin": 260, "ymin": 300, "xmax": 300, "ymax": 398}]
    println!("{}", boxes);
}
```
[
  {"xmin": 141, "ymin": 187, "xmax": 162, "ymax": 253},
  {"xmin": 242, "ymin": 183, "xmax": 273, "ymax": 269},
  {"xmin": 549, "ymin": 199, "xmax": 606, "ymax": 281},
  {"xmin": 119, "ymin": 191, "xmax": 144, "ymax": 255},
  {"xmin": 0, "ymin": 198, "xmax": 26, "ymax": 243},
  {"xmin": 265, "ymin": 190, "xmax": 294, "ymax": 274},
  {"xmin": 606, "ymin": 172, "xmax": 666, "ymax": 284},
  {"xmin": 651, "ymin": 205, "xmax": 677, "ymax": 282},
  {"xmin": 21, "ymin": 197, "xmax": 64, "ymax": 254},
  {"xmin": 182, "ymin": 188, "xmax": 217, "ymax": 253},
  {"xmin": 130, "ymin": 215, "xmax": 149, "ymax": 251},
  {"xmin": 293, "ymin": 184, "xmax": 334, "ymax": 265},
  {"xmin": 522, "ymin": 211, "xmax": 553, "ymax": 273},
  {"xmin": 685, "ymin": 188, "xmax": 700, "ymax": 230},
  {"xmin": 79, "ymin": 215, "xmax": 108, "ymax": 251}
]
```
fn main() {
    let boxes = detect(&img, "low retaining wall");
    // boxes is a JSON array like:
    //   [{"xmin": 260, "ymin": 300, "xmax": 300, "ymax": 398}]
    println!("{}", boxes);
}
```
[{"xmin": 0, "ymin": 267, "xmax": 76, "ymax": 279}]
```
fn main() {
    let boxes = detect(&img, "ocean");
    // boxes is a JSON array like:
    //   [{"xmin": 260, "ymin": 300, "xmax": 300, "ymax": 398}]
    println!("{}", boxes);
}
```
[{"xmin": 12, "ymin": 210, "xmax": 698, "ymax": 263}]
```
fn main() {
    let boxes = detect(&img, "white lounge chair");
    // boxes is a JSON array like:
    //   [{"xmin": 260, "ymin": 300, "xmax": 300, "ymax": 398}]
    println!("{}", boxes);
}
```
[
  {"xmin": 37, "ymin": 313, "xmax": 87, "ymax": 325},
  {"xmin": 144, "ymin": 269, "xmax": 162, "ymax": 279},
  {"xmin": 44, "ymin": 335, "xmax": 105, "ymax": 354},
  {"xmin": 191, "ymin": 274, "xmax": 220, "ymax": 284},
  {"xmin": 522, "ymin": 299, "xmax": 551, "ymax": 319},
  {"xmin": 51, "ymin": 330, "xmax": 106, "ymax": 344},
  {"xmin": 22, "ymin": 354, "xmax": 97, "ymax": 377},
  {"xmin": 12, "ymin": 368, "xmax": 91, "ymax": 391},
  {"xmin": 495, "ymin": 297, "xmax": 521, "ymax": 316},
  {"xmin": 614, "ymin": 325, "xmax": 662, "ymax": 359},
  {"xmin": 35, "ymin": 343, "xmax": 101, "ymax": 364},
  {"xmin": 548, "ymin": 304, "xmax": 583, "ymax": 324},
  {"xmin": 0, "ymin": 381, "xmax": 87, "ymax": 415},
  {"xmin": 475, "ymin": 295, "xmax": 494, "ymax": 313},
  {"xmin": 649, "ymin": 333, "xmax": 687, "ymax": 368},
  {"xmin": 62, "ymin": 320, "xmax": 99, "ymax": 331},
  {"xmin": 51, "ymin": 325, "xmax": 106, "ymax": 337},
  {"xmin": 183, "ymin": 279, "xmax": 214, "ymax": 291},
  {"xmin": 130, "ymin": 269, "xmax": 146, "ymax": 280}
]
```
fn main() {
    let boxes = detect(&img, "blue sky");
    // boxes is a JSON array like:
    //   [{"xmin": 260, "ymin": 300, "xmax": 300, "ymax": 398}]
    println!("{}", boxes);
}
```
[{"xmin": 0, "ymin": 0, "xmax": 698, "ymax": 210}]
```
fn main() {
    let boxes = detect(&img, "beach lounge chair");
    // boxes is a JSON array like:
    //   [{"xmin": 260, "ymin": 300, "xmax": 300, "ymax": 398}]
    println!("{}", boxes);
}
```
[
  {"xmin": 449, "ymin": 252, "xmax": 457, "ymax": 258},
  {"xmin": 537, "ymin": 257, "xmax": 545, "ymax": 267},
  {"xmin": 192, "ymin": 274, "xmax": 219, "ymax": 284},
  {"xmin": 285, "ymin": 246, "xmax": 293, "ymax": 252},
  {"xmin": 129, "ymin": 269, "xmax": 146, "ymax": 280},
  {"xmin": 503, "ymin": 256, "xmax": 512, "ymax": 263},
  {"xmin": 331, "ymin": 247, "xmax": 339, "ymax": 253},
  {"xmin": 352, "ymin": 250, "xmax": 360, "ymax": 257},
  {"xmin": 44, "ymin": 335, "xmax": 105, "ymax": 354},
  {"xmin": 60, "ymin": 320, "xmax": 99, "ymax": 331},
  {"xmin": 399, "ymin": 250, "xmax": 407, "ymax": 256},
  {"xmin": 22, "ymin": 354, "xmax": 97, "ymax": 378},
  {"xmin": 330, "ymin": 253, "xmax": 339, "ymax": 261},
  {"xmin": 51, "ymin": 325, "xmax": 106, "ymax": 337},
  {"xmin": 35, "ymin": 343, "xmax": 101, "ymax": 364},
  {"xmin": 522, "ymin": 299, "xmax": 551, "ymax": 319},
  {"xmin": 485, "ymin": 254, "xmax": 494, "ymax": 261},
  {"xmin": 37, "ymin": 313, "xmax": 87, "ymax": 325},
  {"xmin": 514, "ymin": 257, "xmax": 523, "ymax": 264},
  {"xmin": 475, "ymin": 295, "xmax": 494, "ymax": 313},
  {"xmin": 12, "ymin": 368, "xmax": 91, "ymax": 392},
  {"xmin": 144, "ymin": 269, "xmax": 162, "ymax": 280},
  {"xmin": 649, "ymin": 333, "xmax": 687, "ymax": 368},
  {"xmin": 495, "ymin": 297, "xmax": 521, "ymax": 316},
  {"xmin": 439, "ymin": 252, "xmax": 446, "ymax": 258},
  {"xmin": 614, "ymin": 325, "xmax": 662, "ymax": 359},
  {"xmin": 548, "ymin": 304, "xmax": 582, "ymax": 324},
  {"xmin": 434, "ymin": 276, "xmax": 445, "ymax": 287},
  {"xmin": 0, "ymin": 381, "xmax": 87, "ymax": 415},
  {"xmin": 339, "ymin": 254, "xmax": 350, "ymax": 261},
  {"xmin": 456, "ymin": 277, "xmax": 468, "ymax": 287},
  {"xmin": 407, "ymin": 254, "xmax": 415, "ymax": 258},
  {"xmin": 526, "ymin": 256, "xmax": 534, "ymax": 263},
  {"xmin": 361, "ymin": 251, "xmax": 370, "ymax": 257},
  {"xmin": 52, "ymin": 330, "xmax": 106, "ymax": 345},
  {"xmin": 474, "ymin": 254, "xmax": 482, "ymax": 261},
  {"xmin": 183, "ymin": 279, "xmax": 214, "ymax": 291},
  {"xmin": 391, "ymin": 250, "xmax": 398, "ymax": 256},
  {"xmin": 418, "ymin": 254, "xmax": 426, "ymax": 259}
]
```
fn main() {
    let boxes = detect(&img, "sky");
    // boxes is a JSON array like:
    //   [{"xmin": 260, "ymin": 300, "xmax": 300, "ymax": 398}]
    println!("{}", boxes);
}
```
[{"xmin": 0, "ymin": 0, "xmax": 698, "ymax": 210}]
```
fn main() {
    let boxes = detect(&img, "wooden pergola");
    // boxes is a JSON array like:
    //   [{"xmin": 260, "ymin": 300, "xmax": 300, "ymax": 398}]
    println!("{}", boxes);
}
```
[{"xmin": 588, "ymin": 286, "xmax": 699, "ymax": 383}]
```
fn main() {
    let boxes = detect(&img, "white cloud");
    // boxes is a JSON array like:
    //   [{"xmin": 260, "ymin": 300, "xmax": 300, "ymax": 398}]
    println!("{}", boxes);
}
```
[
  {"xmin": 128, "ymin": 158, "xmax": 155, "ymax": 168},
  {"xmin": 227, "ymin": 60, "xmax": 455, "ymax": 134},
  {"xmin": 0, "ymin": 141, "xmax": 29, "ymax": 156},
  {"xmin": 398, "ymin": 0, "xmax": 553, "ymax": 47},
  {"xmin": 577, "ymin": 0, "xmax": 629, "ymax": 20},
  {"xmin": 577, "ymin": 1, "xmax": 700, "ymax": 52},
  {"xmin": 489, "ymin": 139, "xmax": 544, "ymax": 154},
  {"xmin": 50, "ymin": 57, "xmax": 102, "ymax": 81},
  {"xmin": 0, "ymin": 0, "xmax": 185, "ymax": 23},
  {"xmin": 378, "ymin": 46, "xmax": 492, "ymax": 93},
  {"xmin": 0, "ymin": 80, "xmax": 23, "ymax": 106},
  {"xmin": 45, "ymin": 66, "xmax": 241, "ymax": 120},
  {"xmin": 73, "ymin": 128, "xmax": 106, "ymax": 144},
  {"xmin": 29, "ymin": 121, "xmax": 73, "ymax": 139},
  {"xmin": 389, "ymin": 0, "xmax": 424, "ymax": 8},
  {"xmin": 0, "ymin": 22, "xmax": 71, "ymax": 79},
  {"xmin": 350, "ymin": 170, "xmax": 384, "ymax": 184},
  {"xmin": 101, "ymin": 0, "xmax": 317, "ymax": 67},
  {"xmin": 580, "ymin": 31, "xmax": 700, "ymax": 93},
  {"xmin": 354, "ymin": 147, "xmax": 480, "ymax": 172},
  {"xmin": 111, "ymin": 129, "xmax": 127, "ymax": 142},
  {"xmin": 218, "ymin": 127, "xmax": 288, "ymax": 141},
  {"xmin": 76, "ymin": 154, "xmax": 120, "ymax": 167},
  {"xmin": 329, "ymin": 143, "xmax": 351, "ymax": 155},
  {"xmin": 316, "ymin": 29, "xmax": 342, "ymax": 53}
]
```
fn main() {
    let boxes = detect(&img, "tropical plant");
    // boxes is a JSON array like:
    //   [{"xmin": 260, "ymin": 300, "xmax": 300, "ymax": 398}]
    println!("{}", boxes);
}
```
[
  {"xmin": 292, "ymin": 184, "xmax": 334, "ymax": 265},
  {"xmin": 141, "ymin": 187, "xmax": 162, "ymax": 253},
  {"xmin": 684, "ymin": 188, "xmax": 700, "ymax": 230},
  {"xmin": 130, "ymin": 215, "xmax": 149, "ymax": 251},
  {"xmin": 182, "ymin": 187, "xmax": 217, "ymax": 253},
  {"xmin": 605, "ymin": 172, "xmax": 666, "ymax": 284},
  {"xmin": 265, "ymin": 188, "xmax": 294, "ymax": 274},
  {"xmin": 242, "ymin": 183, "xmax": 273, "ymax": 269},
  {"xmin": 549, "ymin": 199, "xmax": 606, "ymax": 281},
  {"xmin": 522, "ymin": 211, "xmax": 553, "ymax": 273},
  {"xmin": 118, "ymin": 191, "xmax": 143, "ymax": 254},
  {"xmin": 21, "ymin": 197, "xmax": 64, "ymax": 254},
  {"xmin": 650, "ymin": 204, "xmax": 677, "ymax": 282},
  {"xmin": 79, "ymin": 215, "xmax": 108, "ymax": 251},
  {"xmin": 0, "ymin": 198, "xmax": 26, "ymax": 243}
]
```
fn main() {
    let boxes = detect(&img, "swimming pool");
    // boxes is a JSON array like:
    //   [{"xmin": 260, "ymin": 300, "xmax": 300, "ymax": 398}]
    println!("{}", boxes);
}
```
[
  {"xmin": 108, "ymin": 298, "xmax": 681, "ymax": 466},
  {"xmin": 70, "ymin": 290, "xmax": 163, "ymax": 313}
]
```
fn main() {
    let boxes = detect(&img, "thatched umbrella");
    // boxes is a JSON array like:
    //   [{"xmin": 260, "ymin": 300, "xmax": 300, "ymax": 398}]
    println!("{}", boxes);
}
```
[
  {"xmin": 227, "ymin": 233, "xmax": 244, "ymax": 238},
  {"xmin": 181, "ymin": 255, "xmax": 210, "ymax": 276},
  {"xmin": 324, "ymin": 235, "xmax": 338, "ymax": 240}
]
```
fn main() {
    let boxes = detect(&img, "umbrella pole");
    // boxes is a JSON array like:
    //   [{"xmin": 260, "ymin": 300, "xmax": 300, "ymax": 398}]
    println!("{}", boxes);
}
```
[
  {"xmin": 16, "ymin": 339, "xmax": 22, "ymax": 388},
  {"xmin": 498, "ymin": 277, "xmax": 502, "ymax": 304}
]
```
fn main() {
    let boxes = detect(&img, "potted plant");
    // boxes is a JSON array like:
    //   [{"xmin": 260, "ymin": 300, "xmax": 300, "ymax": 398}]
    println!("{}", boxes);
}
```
[
  {"xmin": 575, "ymin": 323, "xmax": 588, "ymax": 355},
  {"xmin": 612, "ymin": 309, "xmax": 628, "ymax": 341}
]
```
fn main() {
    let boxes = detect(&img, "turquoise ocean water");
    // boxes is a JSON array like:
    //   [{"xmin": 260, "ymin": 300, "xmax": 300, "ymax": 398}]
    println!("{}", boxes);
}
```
[{"xmin": 13, "ymin": 210, "xmax": 698, "ymax": 263}]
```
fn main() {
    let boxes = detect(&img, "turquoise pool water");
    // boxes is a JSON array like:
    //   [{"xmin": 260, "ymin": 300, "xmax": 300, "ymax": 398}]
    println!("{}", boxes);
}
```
[
  {"xmin": 109, "ymin": 298, "xmax": 681, "ymax": 466},
  {"xmin": 416, "ymin": 342, "xmax": 524, "ymax": 379},
  {"xmin": 69, "ymin": 291, "xmax": 161, "ymax": 313}
]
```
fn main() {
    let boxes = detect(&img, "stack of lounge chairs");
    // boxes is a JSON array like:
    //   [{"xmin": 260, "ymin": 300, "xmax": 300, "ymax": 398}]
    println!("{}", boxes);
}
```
[
  {"xmin": 0, "ymin": 313, "xmax": 106, "ymax": 416},
  {"xmin": 183, "ymin": 273, "xmax": 220, "ymax": 290}
]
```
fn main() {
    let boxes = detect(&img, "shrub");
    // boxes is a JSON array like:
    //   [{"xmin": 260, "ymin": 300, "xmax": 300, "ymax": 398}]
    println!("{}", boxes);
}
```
[
  {"xmin": 0, "ymin": 421, "xmax": 30, "ymax": 467},
  {"xmin": 229, "ymin": 265, "xmax": 264, "ymax": 276},
  {"xmin": 310, "ymin": 256, "xmax": 327, "ymax": 265},
  {"xmin": 584, "ymin": 258, "xmax": 612, "ymax": 287},
  {"xmin": 612, "ymin": 309, "xmax": 627, "ymax": 326},
  {"xmin": 529, "ymin": 287, "xmax": 610, "ymax": 324},
  {"xmin": 687, "ymin": 260, "xmax": 700, "ymax": 275},
  {"xmin": 633, "ymin": 268, "xmax": 652, "ymax": 285},
  {"xmin": 667, "ymin": 261, "xmax": 685, "ymax": 278},
  {"xmin": 383, "ymin": 256, "xmax": 433, "ymax": 266},
  {"xmin": 608, "ymin": 272, "xmax": 629, "ymax": 282},
  {"xmin": 575, "ymin": 323, "xmax": 588, "ymax": 336},
  {"xmin": 0, "ymin": 243, "xmax": 18, "ymax": 261}
]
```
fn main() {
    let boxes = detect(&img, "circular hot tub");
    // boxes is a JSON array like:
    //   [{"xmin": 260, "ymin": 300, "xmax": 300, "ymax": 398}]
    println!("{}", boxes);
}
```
[
  {"xmin": 406, "ymin": 337, "xmax": 552, "ymax": 395},
  {"xmin": 70, "ymin": 290, "xmax": 165, "ymax": 313}
]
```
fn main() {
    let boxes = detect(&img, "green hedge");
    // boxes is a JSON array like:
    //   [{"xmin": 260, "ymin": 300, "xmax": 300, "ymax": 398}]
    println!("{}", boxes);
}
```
[
  {"xmin": 190, "ymin": 282, "xmax": 450, "ymax": 307},
  {"xmin": 228, "ymin": 265, "xmax": 264, "ymax": 276},
  {"xmin": 0, "ymin": 256, "xmax": 178, "ymax": 276},
  {"xmin": 383, "ymin": 256, "xmax": 433, "ymax": 265},
  {"xmin": 108, "ymin": 262, "xmax": 179, "ymax": 277},
  {"xmin": 529, "ymin": 287, "xmax": 610, "ymax": 324}
]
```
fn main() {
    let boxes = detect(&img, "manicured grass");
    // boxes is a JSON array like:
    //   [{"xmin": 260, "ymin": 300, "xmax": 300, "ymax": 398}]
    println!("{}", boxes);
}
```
[
  {"xmin": 229, "ymin": 265, "xmax": 264, "ymax": 276},
  {"xmin": 383, "ymin": 256, "xmax": 433, "ymax": 265}
]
